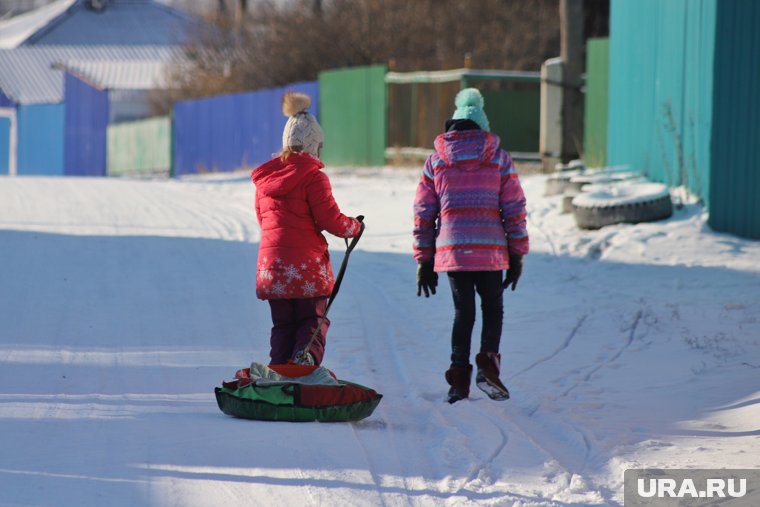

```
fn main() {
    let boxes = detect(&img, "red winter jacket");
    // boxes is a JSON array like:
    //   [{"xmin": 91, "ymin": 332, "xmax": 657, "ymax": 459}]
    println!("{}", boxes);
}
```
[{"xmin": 251, "ymin": 152, "xmax": 361, "ymax": 300}]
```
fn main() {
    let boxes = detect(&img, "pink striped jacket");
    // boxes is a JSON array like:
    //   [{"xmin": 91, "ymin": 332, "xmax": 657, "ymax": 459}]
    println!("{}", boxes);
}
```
[{"xmin": 413, "ymin": 129, "xmax": 529, "ymax": 271}]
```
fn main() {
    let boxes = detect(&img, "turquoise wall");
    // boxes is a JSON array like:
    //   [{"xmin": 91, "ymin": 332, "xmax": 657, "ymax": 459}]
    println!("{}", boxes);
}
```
[
  {"xmin": 608, "ymin": 0, "xmax": 715, "ymax": 200},
  {"xmin": 609, "ymin": 0, "xmax": 759, "ymax": 238}
]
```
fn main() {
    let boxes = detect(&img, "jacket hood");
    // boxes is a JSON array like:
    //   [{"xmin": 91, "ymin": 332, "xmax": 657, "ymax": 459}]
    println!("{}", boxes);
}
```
[
  {"xmin": 433, "ymin": 129, "xmax": 500, "ymax": 167},
  {"xmin": 251, "ymin": 152, "xmax": 324, "ymax": 197}
]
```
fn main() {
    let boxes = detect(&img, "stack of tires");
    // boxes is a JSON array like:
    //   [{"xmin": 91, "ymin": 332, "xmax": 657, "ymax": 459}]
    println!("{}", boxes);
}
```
[{"xmin": 544, "ymin": 162, "xmax": 674, "ymax": 230}]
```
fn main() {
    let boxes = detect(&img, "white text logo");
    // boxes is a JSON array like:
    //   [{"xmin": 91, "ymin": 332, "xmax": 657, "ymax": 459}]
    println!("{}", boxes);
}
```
[{"xmin": 637, "ymin": 478, "xmax": 747, "ymax": 499}]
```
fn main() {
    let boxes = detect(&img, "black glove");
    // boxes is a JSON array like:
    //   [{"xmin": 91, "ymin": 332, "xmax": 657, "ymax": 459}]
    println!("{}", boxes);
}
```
[
  {"xmin": 356, "ymin": 215, "xmax": 364, "ymax": 223},
  {"xmin": 502, "ymin": 254, "xmax": 523, "ymax": 291},
  {"xmin": 416, "ymin": 261, "xmax": 438, "ymax": 297}
]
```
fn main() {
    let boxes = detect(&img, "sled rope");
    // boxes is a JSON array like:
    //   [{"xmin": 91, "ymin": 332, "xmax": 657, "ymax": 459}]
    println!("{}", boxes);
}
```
[{"xmin": 300, "ymin": 222, "xmax": 365, "ymax": 360}]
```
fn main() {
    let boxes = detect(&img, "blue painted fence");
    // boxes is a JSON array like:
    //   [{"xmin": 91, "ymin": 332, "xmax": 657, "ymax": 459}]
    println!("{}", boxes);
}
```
[
  {"xmin": 64, "ymin": 73, "xmax": 108, "ymax": 177},
  {"xmin": 172, "ymin": 81, "xmax": 318, "ymax": 176},
  {"xmin": 18, "ymin": 104, "xmax": 65, "ymax": 176},
  {"xmin": 0, "ymin": 115, "xmax": 9, "ymax": 175}
]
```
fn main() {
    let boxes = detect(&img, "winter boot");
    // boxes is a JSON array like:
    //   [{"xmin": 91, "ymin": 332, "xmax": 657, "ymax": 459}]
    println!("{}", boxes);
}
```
[
  {"xmin": 445, "ymin": 363, "xmax": 473, "ymax": 404},
  {"xmin": 475, "ymin": 352, "xmax": 510, "ymax": 400}
]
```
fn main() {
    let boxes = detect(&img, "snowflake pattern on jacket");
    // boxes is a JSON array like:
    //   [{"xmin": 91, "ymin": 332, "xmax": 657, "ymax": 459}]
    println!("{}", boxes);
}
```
[
  {"xmin": 413, "ymin": 129, "xmax": 529, "ymax": 272},
  {"xmin": 252, "ymin": 152, "xmax": 360, "ymax": 299}
]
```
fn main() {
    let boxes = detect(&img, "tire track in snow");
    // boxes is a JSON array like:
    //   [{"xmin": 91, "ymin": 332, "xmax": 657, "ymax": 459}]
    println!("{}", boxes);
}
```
[
  {"xmin": 347, "ymin": 253, "xmax": 607, "ymax": 503},
  {"xmin": 348, "ymin": 255, "xmax": 602, "ymax": 501},
  {"xmin": 500, "ymin": 310, "xmax": 645, "ymax": 506},
  {"xmin": 348, "ymin": 263, "xmax": 509, "ymax": 499}
]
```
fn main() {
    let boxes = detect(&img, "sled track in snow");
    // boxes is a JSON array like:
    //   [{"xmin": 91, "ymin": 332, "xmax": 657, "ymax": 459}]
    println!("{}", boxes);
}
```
[
  {"xmin": 348, "ymin": 425, "xmax": 387, "ymax": 507},
  {"xmin": 348, "ymin": 267, "xmax": 439, "ymax": 500},
  {"xmin": 349, "ymin": 266, "xmax": 526, "ymax": 501},
  {"xmin": 164, "ymin": 184, "xmax": 258, "ymax": 242}
]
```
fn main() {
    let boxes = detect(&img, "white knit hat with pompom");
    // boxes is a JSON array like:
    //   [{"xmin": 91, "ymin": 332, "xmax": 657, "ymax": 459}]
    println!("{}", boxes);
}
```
[{"xmin": 281, "ymin": 92, "xmax": 324, "ymax": 158}]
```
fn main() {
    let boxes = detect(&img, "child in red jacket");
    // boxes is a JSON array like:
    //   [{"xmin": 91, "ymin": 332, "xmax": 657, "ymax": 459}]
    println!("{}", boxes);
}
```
[{"xmin": 251, "ymin": 92, "xmax": 362, "ymax": 366}]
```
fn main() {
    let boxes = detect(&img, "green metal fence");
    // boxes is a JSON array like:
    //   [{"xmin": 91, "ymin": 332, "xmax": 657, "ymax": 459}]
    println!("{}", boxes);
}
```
[
  {"xmin": 386, "ymin": 69, "xmax": 540, "ymax": 162},
  {"xmin": 583, "ymin": 38, "xmax": 609, "ymax": 167},
  {"xmin": 318, "ymin": 65, "xmax": 387, "ymax": 167},
  {"xmin": 107, "ymin": 116, "xmax": 171, "ymax": 176}
]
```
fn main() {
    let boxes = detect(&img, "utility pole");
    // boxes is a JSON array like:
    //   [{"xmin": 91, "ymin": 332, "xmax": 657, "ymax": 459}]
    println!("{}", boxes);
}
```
[{"xmin": 560, "ymin": 0, "xmax": 584, "ymax": 163}]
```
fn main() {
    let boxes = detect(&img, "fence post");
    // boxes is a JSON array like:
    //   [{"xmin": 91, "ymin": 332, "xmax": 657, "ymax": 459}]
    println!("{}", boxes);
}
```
[{"xmin": 560, "ymin": 0, "xmax": 585, "ymax": 163}]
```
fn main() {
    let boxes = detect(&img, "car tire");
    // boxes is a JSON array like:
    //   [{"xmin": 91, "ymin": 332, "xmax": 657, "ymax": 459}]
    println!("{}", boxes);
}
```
[{"xmin": 572, "ymin": 182, "xmax": 673, "ymax": 230}]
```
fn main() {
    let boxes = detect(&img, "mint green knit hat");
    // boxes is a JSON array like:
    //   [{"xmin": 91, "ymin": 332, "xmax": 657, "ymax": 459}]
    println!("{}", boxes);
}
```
[{"xmin": 451, "ymin": 88, "xmax": 490, "ymax": 131}]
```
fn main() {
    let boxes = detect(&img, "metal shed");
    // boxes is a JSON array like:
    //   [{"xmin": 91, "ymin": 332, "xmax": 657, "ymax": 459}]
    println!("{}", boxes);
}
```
[
  {"xmin": 61, "ymin": 59, "xmax": 178, "ymax": 176},
  {"xmin": 0, "ymin": 0, "xmax": 197, "ymax": 177},
  {"xmin": 0, "ymin": 46, "xmax": 176, "ymax": 176}
]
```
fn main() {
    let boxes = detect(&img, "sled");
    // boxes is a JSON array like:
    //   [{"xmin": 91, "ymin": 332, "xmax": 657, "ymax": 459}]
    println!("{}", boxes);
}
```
[
  {"xmin": 215, "ymin": 222, "xmax": 383, "ymax": 422},
  {"xmin": 215, "ymin": 363, "xmax": 382, "ymax": 422}
]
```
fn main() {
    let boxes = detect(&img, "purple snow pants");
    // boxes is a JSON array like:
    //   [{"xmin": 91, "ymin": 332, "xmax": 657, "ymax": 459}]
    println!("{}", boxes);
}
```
[{"xmin": 268, "ymin": 296, "xmax": 330, "ymax": 365}]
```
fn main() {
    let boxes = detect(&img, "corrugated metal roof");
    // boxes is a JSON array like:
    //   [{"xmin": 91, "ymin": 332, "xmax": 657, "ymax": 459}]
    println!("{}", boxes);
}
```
[
  {"xmin": 59, "ymin": 59, "xmax": 178, "ymax": 90},
  {"xmin": 0, "ymin": 45, "xmax": 178, "ymax": 103},
  {"xmin": 0, "ymin": 0, "xmax": 76, "ymax": 49},
  {"xmin": 0, "ymin": 0, "xmax": 199, "ymax": 48}
]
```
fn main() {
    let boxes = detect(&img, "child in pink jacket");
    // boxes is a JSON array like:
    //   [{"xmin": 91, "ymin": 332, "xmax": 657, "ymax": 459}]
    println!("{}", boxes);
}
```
[{"xmin": 413, "ymin": 88, "xmax": 529, "ymax": 403}]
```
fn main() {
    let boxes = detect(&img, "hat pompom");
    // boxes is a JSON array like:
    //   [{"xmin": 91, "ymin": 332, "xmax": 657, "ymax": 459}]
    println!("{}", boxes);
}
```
[
  {"xmin": 451, "ymin": 87, "xmax": 490, "ymax": 131},
  {"xmin": 282, "ymin": 92, "xmax": 311, "ymax": 117},
  {"xmin": 454, "ymin": 88, "xmax": 484, "ymax": 109}
]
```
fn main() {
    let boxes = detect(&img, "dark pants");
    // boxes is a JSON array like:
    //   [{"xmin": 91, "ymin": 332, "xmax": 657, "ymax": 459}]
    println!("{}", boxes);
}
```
[
  {"xmin": 268, "ymin": 297, "xmax": 330, "ymax": 365},
  {"xmin": 447, "ymin": 271, "xmax": 503, "ymax": 366}
]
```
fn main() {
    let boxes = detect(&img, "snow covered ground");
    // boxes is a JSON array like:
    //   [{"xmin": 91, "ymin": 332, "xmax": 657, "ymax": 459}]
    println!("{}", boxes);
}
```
[{"xmin": 0, "ymin": 167, "xmax": 758, "ymax": 506}]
